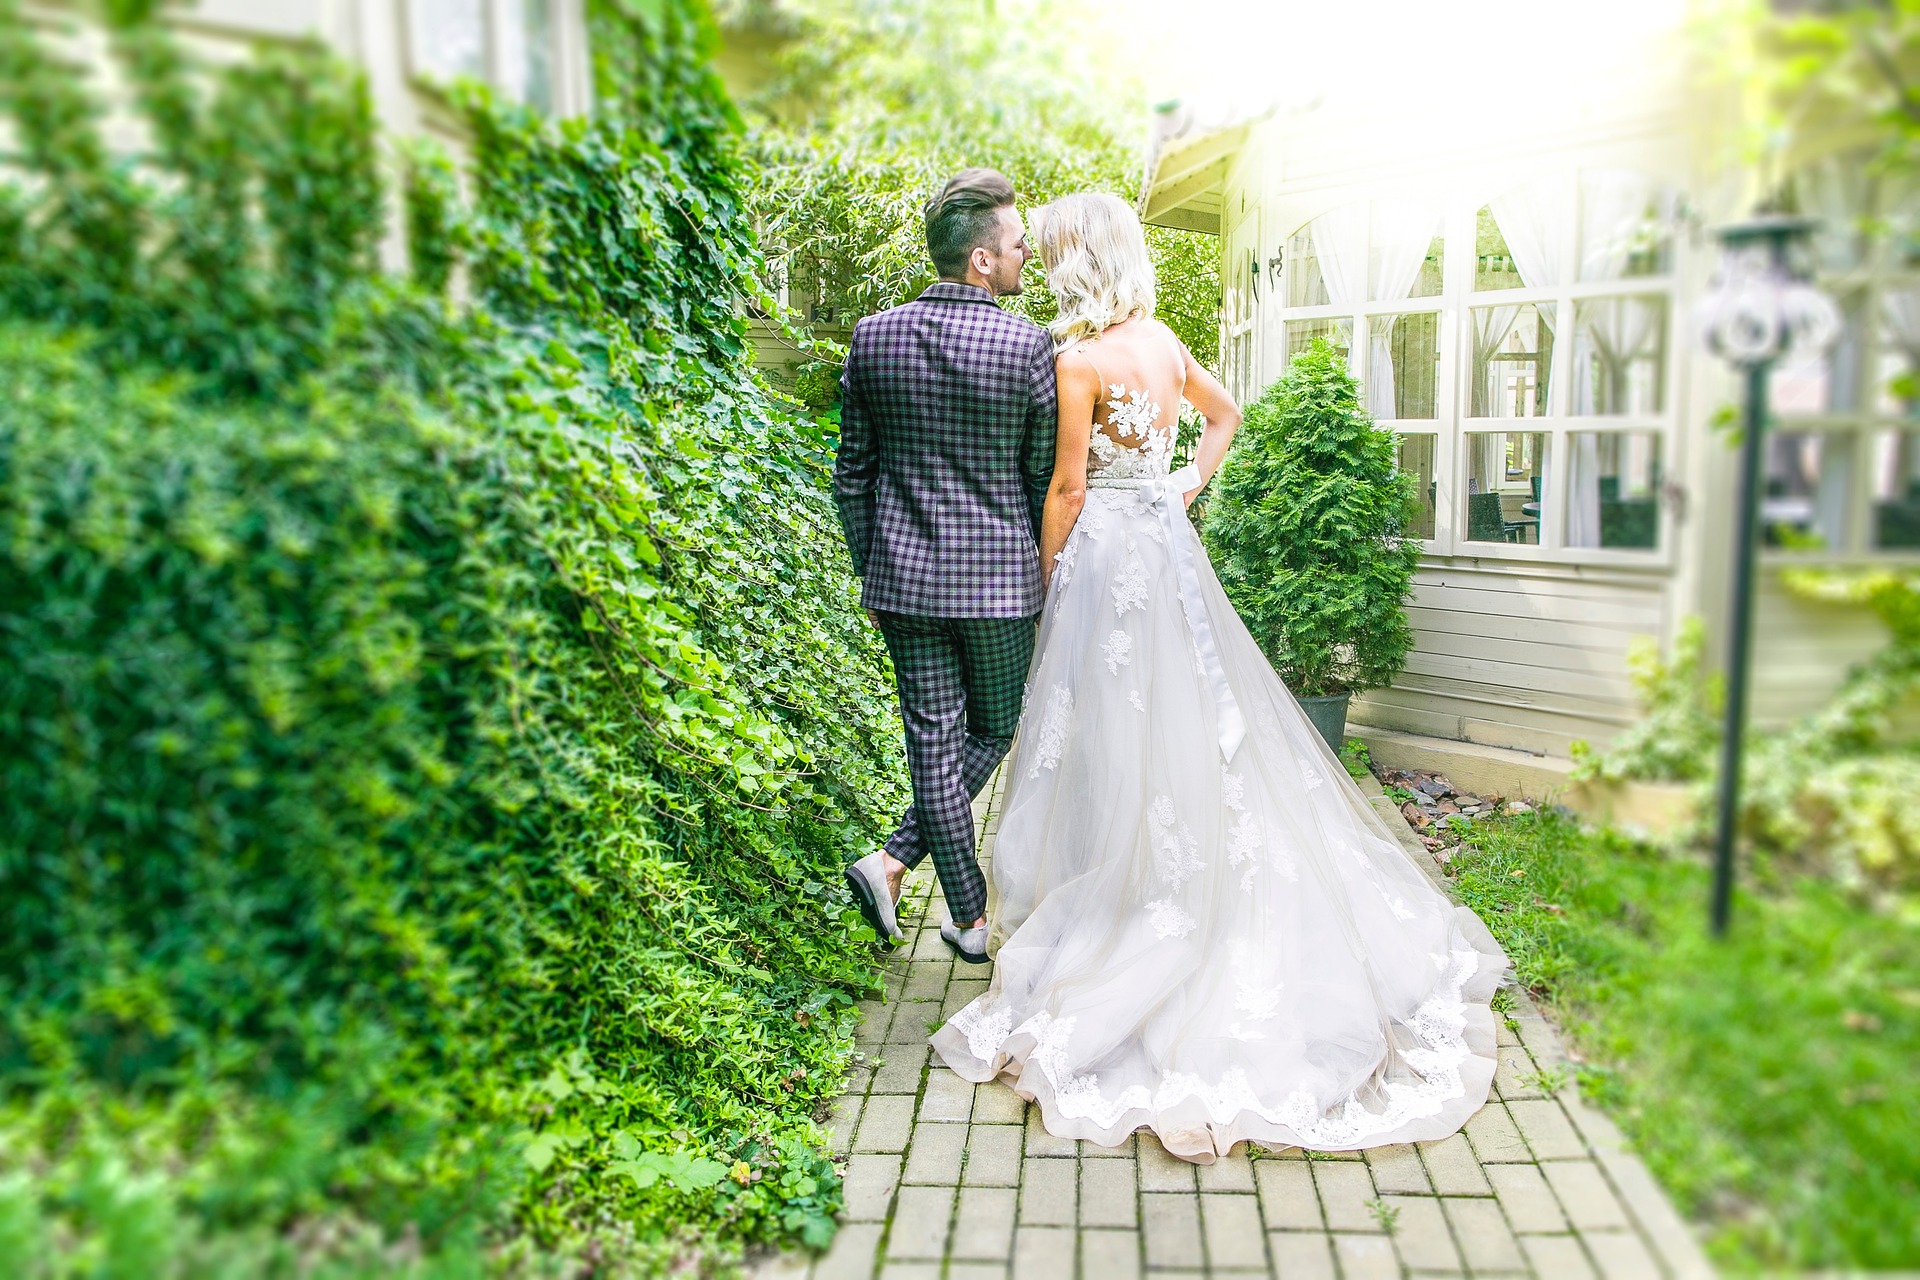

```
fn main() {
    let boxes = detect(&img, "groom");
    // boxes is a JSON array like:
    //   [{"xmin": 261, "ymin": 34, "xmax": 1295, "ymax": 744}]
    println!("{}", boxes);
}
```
[{"xmin": 833, "ymin": 168, "xmax": 1058, "ymax": 964}]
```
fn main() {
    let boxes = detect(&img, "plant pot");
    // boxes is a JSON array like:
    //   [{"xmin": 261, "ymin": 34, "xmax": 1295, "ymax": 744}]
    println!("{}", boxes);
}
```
[{"xmin": 1294, "ymin": 692, "xmax": 1351, "ymax": 754}]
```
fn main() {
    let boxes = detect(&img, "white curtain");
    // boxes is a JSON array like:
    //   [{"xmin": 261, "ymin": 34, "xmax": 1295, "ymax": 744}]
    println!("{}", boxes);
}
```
[
  {"xmin": 1574, "ymin": 297, "xmax": 1661, "ymax": 416},
  {"xmin": 1567, "ymin": 435, "xmax": 1604, "ymax": 547},
  {"xmin": 1307, "ymin": 204, "xmax": 1370, "ymax": 311},
  {"xmin": 1366, "ymin": 201, "xmax": 1441, "ymax": 418},
  {"xmin": 1471, "ymin": 305, "xmax": 1521, "ymax": 419},
  {"xmin": 1577, "ymin": 170, "xmax": 1664, "ymax": 282},
  {"xmin": 1490, "ymin": 179, "xmax": 1571, "ymax": 292}
]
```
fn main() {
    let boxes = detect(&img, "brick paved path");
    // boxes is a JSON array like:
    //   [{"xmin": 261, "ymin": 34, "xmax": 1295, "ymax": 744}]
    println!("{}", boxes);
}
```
[{"xmin": 755, "ymin": 778, "xmax": 1715, "ymax": 1280}]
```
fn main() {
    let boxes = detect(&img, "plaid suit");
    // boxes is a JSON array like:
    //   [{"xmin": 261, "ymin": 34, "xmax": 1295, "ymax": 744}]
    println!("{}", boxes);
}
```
[{"xmin": 835, "ymin": 283, "xmax": 1058, "ymax": 924}]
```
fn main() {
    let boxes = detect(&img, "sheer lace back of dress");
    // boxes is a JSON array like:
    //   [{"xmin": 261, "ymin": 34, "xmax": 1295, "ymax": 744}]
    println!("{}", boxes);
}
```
[{"xmin": 1080, "ymin": 328, "xmax": 1184, "ymax": 481}]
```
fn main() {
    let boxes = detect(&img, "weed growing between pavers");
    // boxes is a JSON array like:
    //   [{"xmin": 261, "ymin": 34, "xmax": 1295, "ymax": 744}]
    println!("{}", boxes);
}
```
[{"xmin": 1445, "ymin": 809, "xmax": 1920, "ymax": 1270}]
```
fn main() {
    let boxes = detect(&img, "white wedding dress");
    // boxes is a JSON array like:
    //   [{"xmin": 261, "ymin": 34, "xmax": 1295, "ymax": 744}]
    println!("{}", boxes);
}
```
[{"xmin": 929, "ymin": 371, "xmax": 1508, "ymax": 1163}]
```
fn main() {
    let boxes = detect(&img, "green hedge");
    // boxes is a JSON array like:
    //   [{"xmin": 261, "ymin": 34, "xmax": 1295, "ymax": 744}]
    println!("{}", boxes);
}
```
[{"xmin": 0, "ymin": 1, "xmax": 903, "ymax": 1274}]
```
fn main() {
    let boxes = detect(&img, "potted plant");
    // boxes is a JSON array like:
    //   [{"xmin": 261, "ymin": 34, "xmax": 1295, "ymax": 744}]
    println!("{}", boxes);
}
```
[{"xmin": 1202, "ymin": 338, "xmax": 1422, "ymax": 750}]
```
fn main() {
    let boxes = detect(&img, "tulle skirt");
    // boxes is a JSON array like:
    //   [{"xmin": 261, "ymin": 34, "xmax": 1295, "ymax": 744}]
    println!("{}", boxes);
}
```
[{"xmin": 929, "ymin": 480, "xmax": 1507, "ymax": 1162}]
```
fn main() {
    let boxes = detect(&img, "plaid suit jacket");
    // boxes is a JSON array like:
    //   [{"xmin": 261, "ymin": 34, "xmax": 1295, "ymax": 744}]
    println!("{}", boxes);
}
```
[{"xmin": 834, "ymin": 282, "xmax": 1058, "ymax": 618}]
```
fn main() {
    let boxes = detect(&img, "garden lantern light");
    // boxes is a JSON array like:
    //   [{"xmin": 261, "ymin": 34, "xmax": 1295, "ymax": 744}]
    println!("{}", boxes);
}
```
[{"xmin": 1695, "ymin": 214, "xmax": 1839, "ymax": 936}]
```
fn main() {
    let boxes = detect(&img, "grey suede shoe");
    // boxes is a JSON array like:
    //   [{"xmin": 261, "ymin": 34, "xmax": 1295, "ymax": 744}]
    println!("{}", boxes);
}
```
[
  {"xmin": 940, "ymin": 918, "xmax": 991, "ymax": 965},
  {"xmin": 844, "ymin": 851, "xmax": 904, "ymax": 943}
]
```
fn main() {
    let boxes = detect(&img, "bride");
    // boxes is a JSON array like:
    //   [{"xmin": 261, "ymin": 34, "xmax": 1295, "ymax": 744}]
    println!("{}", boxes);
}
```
[{"xmin": 928, "ymin": 192, "xmax": 1507, "ymax": 1162}]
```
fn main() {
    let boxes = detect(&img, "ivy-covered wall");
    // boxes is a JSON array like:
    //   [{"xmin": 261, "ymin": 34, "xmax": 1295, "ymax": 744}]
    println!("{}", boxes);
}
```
[{"xmin": 0, "ymin": 1, "xmax": 903, "ymax": 1274}]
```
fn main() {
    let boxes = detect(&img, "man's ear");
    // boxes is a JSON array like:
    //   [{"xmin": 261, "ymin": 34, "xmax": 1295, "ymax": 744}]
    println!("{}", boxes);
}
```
[{"xmin": 971, "ymin": 244, "xmax": 993, "ymax": 277}]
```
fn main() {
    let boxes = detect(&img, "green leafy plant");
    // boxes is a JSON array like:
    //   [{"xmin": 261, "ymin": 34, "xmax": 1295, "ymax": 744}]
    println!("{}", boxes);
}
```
[
  {"xmin": 1364, "ymin": 1197, "xmax": 1400, "ymax": 1233},
  {"xmin": 1570, "ymin": 616, "xmax": 1723, "ymax": 784},
  {"xmin": 0, "ymin": 0, "xmax": 905, "ymax": 1272},
  {"xmin": 1202, "ymin": 339, "xmax": 1423, "ymax": 697},
  {"xmin": 1339, "ymin": 738, "xmax": 1374, "ymax": 779}
]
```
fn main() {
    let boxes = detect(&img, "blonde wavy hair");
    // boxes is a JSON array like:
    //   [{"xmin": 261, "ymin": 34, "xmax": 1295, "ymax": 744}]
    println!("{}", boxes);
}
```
[{"xmin": 1032, "ymin": 192, "xmax": 1157, "ymax": 353}]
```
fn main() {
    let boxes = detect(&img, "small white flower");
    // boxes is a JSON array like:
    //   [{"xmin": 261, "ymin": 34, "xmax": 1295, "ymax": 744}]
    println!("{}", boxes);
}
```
[{"xmin": 1129, "ymin": 690, "xmax": 1146, "ymax": 713}]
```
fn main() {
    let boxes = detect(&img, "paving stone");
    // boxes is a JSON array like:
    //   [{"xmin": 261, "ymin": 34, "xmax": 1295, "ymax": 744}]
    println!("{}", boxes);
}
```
[
  {"xmin": 841, "ymin": 1153, "xmax": 901, "ymax": 1221},
  {"xmin": 1138, "ymin": 1135, "xmax": 1198, "ymax": 1192},
  {"xmin": 1332, "ymin": 1232, "xmax": 1400, "ymax": 1280},
  {"xmin": 1493, "ymin": 1049, "xmax": 1546, "ymax": 1100},
  {"xmin": 854, "ymin": 1094, "xmax": 916, "ymax": 1154},
  {"xmin": 1267, "ymin": 1231, "xmax": 1337, "ymax": 1280},
  {"xmin": 918, "ymin": 1067, "xmax": 975, "ymax": 1123},
  {"xmin": 1520, "ymin": 1233, "xmax": 1600, "ymax": 1280},
  {"xmin": 1508, "ymin": 1099, "xmax": 1587, "ymax": 1160},
  {"xmin": 902, "ymin": 962, "xmax": 949, "ymax": 1000},
  {"xmin": 1515, "ymin": 1011, "xmax": 1566, "ymax": 1063},
  {"xmin": 1141, "ymin": 1192, "xmax": 1204, "ymax": 1269},
  {"xmin": 1018, "ymin": 1156, "xmax": 1076, "ymax": 1226},
  {"xmin": 1442, "ymin": 1197, "xmax": 1527, "ymax": 1273},
  {"xmin": 1086, "ymin": 1132, "xmax": 1136, "ymax": 1157},
  {"xmin": 1080, "ymin": 1227, "xmax": 1142, "ymax": 1280},
  {"xmin": 972, "ymin": 1085, "xmax": 1027, "ymax": 1125},
  {"xmin": 1080, "ymin": 1157, "xmax": 1139, "ymax": 1228},
  {"xmin": 1486, "ymin": 1162, "xmax": 1569, "ymax": 1233},
  {"xmin": 871, "ymin": 1043, "xmax": 929, "ymax": 1094},
  {"xmin": 963, "ymin": 1123, "xmax": 1025, "ymax": 1187},
  {"xmin": 1464, "ymin": 1103, "xmax": 1533, "ymax": 1163},
  {"xmin": 1584, "ymin": 1229, "xmax": 1663, "ymax": 1279},
  {"xmin": 1200, "ymin": 1193, "xmax": 1267, "ymax": 1269},
  {"xmin": 1363, "ymin": 1143, "xmax": 1430, "ymax": 1194},
  {"xmin": 854, "ymin": 999, "xmax": 893, "ymax": 1042},
  {"xmin": 825, "ymin": 1093, "xmax": 864, "ymax": 1156},
  {"xmin": 1197, "ymin": 1151, "xmax": 1255, "ymax": 1192},
  {"xmin": 1309, "ymin": 1160, "xmax": 1379, "ymax": 1232},
  {"xmin": 1382, "ymin": 1194, "xmax": 1462, "ymax": 1273},
  {"xmin": 947, "ymin": 1265, "xmax": 1011, "ymax": 1280},
  {"xmin": 879, "ymin": 1264, "xmax": 941, "ymax": 1280},
  {"xmin": 887, "ymin": 1000, "xmax": 943, "ymax": 1045},
  {"xmin": 886, "ymin": 1184, "xmax": 955, "ymax": 1259},
  {"xmin": 749, "ymin": 1248, "xmax": 810, "ymax": 1279},
  {"xmin": 942, "ymin": 986, "xmax": 984, "ymax": 1018},
  {"xmin": 813, "ymin": 1221, "xmax": 882, "ymax": 1280},
  {"xmin": 904, "ymin": 1121, "xmax": 967, "ymax": 1185},
  {"xmin": 1024, "ymin": 1106, "xmax": 1077, "ymax": 1157},
  {"xmin": 1254, "ymin": 1159, "xmax": 1322, "ymax": 1230},
  {"xmin": 1011, "ymin": 1225, "xmax": 1075, "ymax": 1279},
  {"xmin": 1418, "ymin": 1134, "xmax": 1491, "ymax": 1196},
  {"xmin": 1538, "ymin": 1159, "xmax": 1631, "ymax": 1232},
  {"xmin": 950, "ymin": 1186, "xmax": 1018, "ymax": 1260},
  {"xmin": 909, "ymin": 929, "xmax": 949, "ymax": 962},
  {"xmin": 1496, "ymin": 1016, "xmax": 1523, "ymax": 1047}
]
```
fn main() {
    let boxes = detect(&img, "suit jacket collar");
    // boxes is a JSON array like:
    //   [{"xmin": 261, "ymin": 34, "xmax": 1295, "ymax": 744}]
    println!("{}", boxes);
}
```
[{"xmin": 920, "ymin": 281, "xmax": 998, "ymax": 305}]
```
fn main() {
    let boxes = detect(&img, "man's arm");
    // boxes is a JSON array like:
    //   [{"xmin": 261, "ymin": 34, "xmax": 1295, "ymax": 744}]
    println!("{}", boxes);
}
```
[
  {"xmin": 1019, "ymin": 330, "xmax": 1060, "ymax": 540},
  {"xmin": 832, "ymin": 324, "xmax": 878, "ymax": 577}
]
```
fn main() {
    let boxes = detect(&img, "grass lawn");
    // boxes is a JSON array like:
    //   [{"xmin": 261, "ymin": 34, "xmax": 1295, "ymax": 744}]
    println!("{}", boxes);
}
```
[{"xmin": 1442, "ymin": 810, "xmax": 1920, "ymax": 1271}]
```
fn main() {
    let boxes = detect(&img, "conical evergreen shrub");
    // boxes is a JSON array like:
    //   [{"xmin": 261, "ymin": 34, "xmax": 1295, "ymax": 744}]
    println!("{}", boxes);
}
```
[{"xmin": 1203, "ymin": 339, "xmax": 1422, "ymax": 697}]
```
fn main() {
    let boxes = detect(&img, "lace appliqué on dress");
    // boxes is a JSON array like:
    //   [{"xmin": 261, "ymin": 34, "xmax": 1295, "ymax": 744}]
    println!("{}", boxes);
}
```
[
  {"xmin": 1111, "ymin": 558, "xmax": 1149, "ymax": 615},
  {"xmin": 1147, "ymin": 796, "xmax": 1205, "ymax": 889},
  {"xmin": 1102, "ymin": 630, "xmax": 1134, "ymax": 675},
  {"xmin": 1145, "ymin": 898, "xmax": 1197, "ymax": 939},
  {"xmin": 1028, "ymin": 684, "xmax": 1074, "ymax": 777},
  {"xmin": 1087, "ymin": 385, "xmax": 1176, "ymax": 481}
]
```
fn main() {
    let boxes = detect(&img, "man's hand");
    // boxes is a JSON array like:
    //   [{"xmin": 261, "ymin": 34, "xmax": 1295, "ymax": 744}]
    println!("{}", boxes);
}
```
[{"xmin": 867, "ymin": 609, "xmax": 883, "ymax": 630}]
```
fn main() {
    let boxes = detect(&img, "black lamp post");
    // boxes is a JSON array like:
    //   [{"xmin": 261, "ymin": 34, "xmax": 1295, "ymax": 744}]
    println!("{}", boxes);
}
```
[{"xmin": 1695, "ymin": 214, "xmax": 1838, "ymax": 936}]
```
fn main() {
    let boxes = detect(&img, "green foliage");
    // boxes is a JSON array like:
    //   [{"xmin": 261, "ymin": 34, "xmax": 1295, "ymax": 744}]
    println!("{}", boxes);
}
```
[
  {"xmin": 1569, "ymin": 617, "xmax": 1722, "ymax": 784},
  {"xmin": 0, "ymin": 1, "xmax": 905, "ymax": 1273},
  {"xmin": 735, "ymin": 0, "xmax": 1219, "ymax": 363},
  {"xmin": 1201, "ymin": 340, "xmax": 1422, "ymax": 696},
  {"xmin": 1338, "ymin": 738, "xmax": 1374, "ymax": 780},
  {"xmin": 1447, "ymin": 809, "xmax": 1920, "ymax": 1270}
]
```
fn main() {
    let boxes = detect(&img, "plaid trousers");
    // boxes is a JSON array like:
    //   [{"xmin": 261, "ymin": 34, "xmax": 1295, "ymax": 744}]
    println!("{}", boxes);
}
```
[{"xmin": 875, "ymin": 611, "xmax": 1036, "ymax": 925}]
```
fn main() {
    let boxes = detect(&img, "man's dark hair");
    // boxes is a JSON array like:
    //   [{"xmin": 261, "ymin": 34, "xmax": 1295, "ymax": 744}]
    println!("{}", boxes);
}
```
[{"xmin": 924, "ymin": 168, "xmax": 1017, "ymax": 279}]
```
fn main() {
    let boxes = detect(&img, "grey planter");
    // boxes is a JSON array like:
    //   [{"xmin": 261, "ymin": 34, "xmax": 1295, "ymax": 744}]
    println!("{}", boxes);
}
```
[{"xmin": 1294, "ymin": 692, "xmax": 1351, "ymax": 754}]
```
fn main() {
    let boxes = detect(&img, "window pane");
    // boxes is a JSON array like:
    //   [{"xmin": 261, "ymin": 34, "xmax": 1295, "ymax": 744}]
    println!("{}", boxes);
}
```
[
  {"xmin": 1284, "ymin": 317, "xmax": 1352, "ymax": 372},
  {"xmin": 1397, "ymin": 434, "xmax": 1437, "ymax": 539},
  {"xmin": 408, "ymin": 0, "xmax": 486, "ymax": 79},
  {"xmin": 1873, "ymin": 429, "xmax": 1920, "ymax": 548},
  {"xmin": 1287, "ymin": 225, "xmax": 1330, "ymax": 308},
  {"xmin": 1370, "ymin": 201, "xmax": 1443, "ymax": 301},
  {"xmin": 1763, "ymin": 432, "xmax": 1854, "ymax": 550},
  {"xmin": 1577, "ymin": 170, "xmax": 1677, "ymax": 282},
  {"xmin": 1573, "ymin": 296, "xmax": 1666, "ymax": 415},
  {"xmin": 1875, "ymin": 287, "xmax": 1920, "ymax": 419},
  {"xmin": 1770, "ymin": 290, "xmax": 1867, "ymax": 415},
  {"xmin": 1470, "ymin": 303, "xmax": 1554, "ymax": 418},
  {"xmin": 1474, "ymin": 206, "xmax": 1526, "ymax": 292},
  {"xmin": 1367, "ymin": 312, "xmax": 1440, "ymax": 420},
  {"xmin": 1464, "ymin": 431, "xmax": 1546, "ymax": 545},
  {"xmin": 1568, "ymin": 432, "xmax": 1661, "ymax": 550}
]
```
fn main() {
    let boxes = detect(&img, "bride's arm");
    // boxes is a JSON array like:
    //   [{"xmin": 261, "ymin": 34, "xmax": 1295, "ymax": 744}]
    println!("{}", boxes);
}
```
[
  {"xmin": 1039, "ymin": 352, "xmax": 1096, "ymax": 593},
  {"xmin": 1179, "ymin": 346, "xmax": 1243, "ymax": 506}
]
